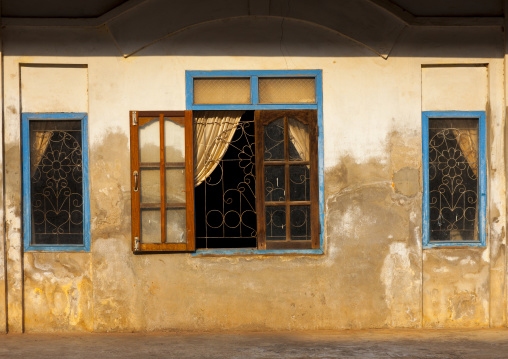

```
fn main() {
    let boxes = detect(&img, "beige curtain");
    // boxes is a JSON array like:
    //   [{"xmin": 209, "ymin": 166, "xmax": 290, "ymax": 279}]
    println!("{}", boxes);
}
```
[
  {"xmin": 194, "ymin": 111, "xmax": 243, "ymax": 187},
  {"xmin": 288, "ymin": 117, "xmax": 310, "ymax": 162},
  {"xmin": 30, "ymin": 131, "xmax": 52, "ymax": 177},
  {"xmin": 453, "ymin": 129, "xmax": 478, "ymax": 176}
]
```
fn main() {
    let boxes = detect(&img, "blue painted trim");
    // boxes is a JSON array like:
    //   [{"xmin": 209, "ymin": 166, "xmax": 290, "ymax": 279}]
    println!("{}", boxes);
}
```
[
  {"xmin": 185, "ymin": 69, "xmax": 324, "ymax": 253},
  {"xmin": 22, "ymin": 112, "xmax": 91, "ymax": 252},
  {"xmin": 190, "ymin": 104, "xmax": 318, "ymax": 111},
  {"xmin": 251, "ymin": 76, "xmax": 259, "ymax": 105},
  {"xmin": 187, "ymin": 70, "xmax": 321, "ymax": 78},
  {"xmin": 192, "ymin": 248, "xmax": 323, "ymax": 256},
  {"xmin": 422, "ymin": 111, "xmax": 487, "ymax": 249}
]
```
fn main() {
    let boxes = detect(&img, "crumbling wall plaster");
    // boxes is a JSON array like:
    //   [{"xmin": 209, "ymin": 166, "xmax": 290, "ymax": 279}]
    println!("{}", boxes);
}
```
[{"xmin": 0, "ymin": 16, "xmax": 506, "ymax": 332}]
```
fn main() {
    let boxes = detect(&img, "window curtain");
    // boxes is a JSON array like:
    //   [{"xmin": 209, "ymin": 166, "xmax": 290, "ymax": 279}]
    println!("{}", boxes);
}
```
[
  {"xmin": 194, "ymin": 111, "xmax": 244, "ymax": 187},
  {"xmin": 453, "ymin": 129, "xmax": 478, "ymax": 177},
  {"xmin": 288, "ymin": 117, "xmax": 310, "ymax": 162},
  {"xmin": 30, "ymin": 130, "xmax": 52, "ymax": 177}
]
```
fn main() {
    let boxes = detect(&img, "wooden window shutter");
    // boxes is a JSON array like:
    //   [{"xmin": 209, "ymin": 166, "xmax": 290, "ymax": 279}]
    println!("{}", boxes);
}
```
[
  {"xmin": 130, "ymin": 111, "xmax": 195, "ymax": 252},
  {"xmin": 255, "ymin": 110, "xmax": 319, "ymax": 250}
]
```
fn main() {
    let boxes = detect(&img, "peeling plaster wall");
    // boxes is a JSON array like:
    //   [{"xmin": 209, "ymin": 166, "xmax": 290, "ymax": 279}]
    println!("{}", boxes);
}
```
[
  {"xmin": 0, "ymin": 41, "xmax": 5, "ymax": 334},
  {"xmin": 1, "ymin": 16, "xmax": 506, "ymax": 332}
]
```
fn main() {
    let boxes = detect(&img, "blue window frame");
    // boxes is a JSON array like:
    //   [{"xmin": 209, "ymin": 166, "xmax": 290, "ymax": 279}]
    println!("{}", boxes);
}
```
[
  {"xmin": 186, "ymin": 70, "xmax": 324, "ymax": 255},
  {"xmin": 422, "ymin": 111, "xmax": 486, "ymax": 248},
  {"xmin": 22, "ymin": 112, "xmax": 90, "ymax": 252}
]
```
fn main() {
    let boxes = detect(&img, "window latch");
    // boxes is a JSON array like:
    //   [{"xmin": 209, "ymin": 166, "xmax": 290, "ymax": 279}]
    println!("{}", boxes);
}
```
[
  {"xmin": 132, "ymin": 111, "xmax": 137, "ymax": 126},
  {"xmin": 134, "ymin": 237, "xmax": 140, "ymax": 251},
  {"xmin": 133, "ymin": 171, "xmax": 139, "ymax": 192}
]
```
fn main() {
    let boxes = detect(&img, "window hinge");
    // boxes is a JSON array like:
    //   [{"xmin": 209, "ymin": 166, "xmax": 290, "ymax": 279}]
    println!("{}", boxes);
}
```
[
  {"xmin": 132, "ymin": 111, "xmax": 137, "ymax": 126},
  {"xmin": 134, "ymin": 237, "xmax": 140, "ymax": 251}
]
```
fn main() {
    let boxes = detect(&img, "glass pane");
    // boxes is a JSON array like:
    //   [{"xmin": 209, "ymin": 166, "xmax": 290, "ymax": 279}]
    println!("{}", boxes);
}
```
[
  {"xmin": 166, "ymin": 209, "xmax": 186, "ymax": 243},
  {"xmin": 259, "ymin": 77, "xmax": 315, "ymax": 104},
  {"xmin": 264, "ymin": 118, "xmax": 284, "ymax": 161},
  {"xmin": 141, "ymin": 209, "xmax": 161, "ymax": 244},
  {"xmin": 194, "ymin": 78, "xmax": 251, "ymax": 104},
  {"xmin": 139, "ymin": 118, "xmax": 160, "ymax": 163},
  {"xmin": 428, "ymin": 118, "xmax": 479, "ymax": 241},
  {"xmin": 265, "ymin": 166, "xmax": 285, "ymax": 201},
  {"xmin": 164, "ymin": 118, "xmax": 185, "ymax": 162},
  {"xmin": 266, "ymin": 206, "xmax": 286, "ymax": 241},
  {"xmin": 30, "ymin": 120, "xmax": 83, "ymax": 245},
  {"xmin": 166, "ymin": 168, "xmax": 186, "ymax": 203},
  {"xmin": 288, "ymin": 118, "xmax": 309, "ymax": 161},
  {"xmin": 290, "ymin": 166, "xmax": 310, "ymax": 201},
  {"xmin": 140, "ymin": 169, "xmax": 160, "ymax": 203},
  {"xmin": 290, "ymin": 205, "xmax": 311, "ymax": 241}
]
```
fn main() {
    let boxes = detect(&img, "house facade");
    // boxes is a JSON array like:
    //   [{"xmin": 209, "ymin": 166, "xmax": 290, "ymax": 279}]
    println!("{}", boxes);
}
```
[{"xmin": 1, "ymin": 0, "xmax": 508, "ymax": 332}]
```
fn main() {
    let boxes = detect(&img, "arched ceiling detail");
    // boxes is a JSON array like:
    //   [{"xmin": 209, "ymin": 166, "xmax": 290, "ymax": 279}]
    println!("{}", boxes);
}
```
[{"xmin": 105, "ymin": 0, "xmax": 406, "ymax": 58}]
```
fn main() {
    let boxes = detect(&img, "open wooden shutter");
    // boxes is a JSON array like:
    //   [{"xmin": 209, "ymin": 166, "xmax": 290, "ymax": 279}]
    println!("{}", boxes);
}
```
[
  {"xmin": 130, "ymin": 111, "xmax": 195, "ymax": 252},
  {"xmin": 255, "ymin": 110, "xmax": 319, "ymax": 250}
]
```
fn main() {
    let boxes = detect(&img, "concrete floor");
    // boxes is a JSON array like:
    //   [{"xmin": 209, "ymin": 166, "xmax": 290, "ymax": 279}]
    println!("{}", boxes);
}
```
[{"xmin": 1, "ymin": 329, "xmax": 508, "ymax": 358}]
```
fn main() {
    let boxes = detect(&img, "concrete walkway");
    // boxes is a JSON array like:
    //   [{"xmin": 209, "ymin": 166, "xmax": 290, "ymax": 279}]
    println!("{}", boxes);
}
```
[{"xmin": 1, "ymin": 329, "xmax": 508, "ymax": 358}]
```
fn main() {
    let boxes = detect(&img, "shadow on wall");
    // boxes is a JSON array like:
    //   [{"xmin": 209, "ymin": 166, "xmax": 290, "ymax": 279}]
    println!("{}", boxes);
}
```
[{"xmin": 3, "ymin": 1, "xmax": 504, "ymax": 59}]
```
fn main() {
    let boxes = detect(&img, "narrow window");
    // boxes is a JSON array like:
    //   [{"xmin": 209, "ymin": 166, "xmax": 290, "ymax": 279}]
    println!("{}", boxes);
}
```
[
  {"xmin": 22, "ymin": 113, "xmax": 90, "ymax": 251},
  {"xmin": 423, "ymin": 112, "xmax": 486, "ymax": 248}
]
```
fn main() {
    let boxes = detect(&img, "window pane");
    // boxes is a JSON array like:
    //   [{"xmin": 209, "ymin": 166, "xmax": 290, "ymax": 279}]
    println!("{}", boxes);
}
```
[
  {"xmin": 288, "ymin": 118, "xmax": 309, "ymax": 161},
  {"xmin": 265, "ymin": 165, "xmax": 285, "ymax": 201},
  {"xmin": 166, "ymin": 209, "xmax": 186, "ymax": 243},
  {"xmin": 266, "ymin": 206, "xmax": 286, "ymax": 241},
  {"xmin": 259, "ymin": 77, "xmax": 315, "ymax": 104},
  {"xmin": 139, "ymin": 118, "xmax": 160, "ymax": 163},
  {"xmin": 194, "ymin": 78, "xmax": 251, "ymax": 104},
  {"xmin": 264, "ymin": 118, "xmax": 284, "ymax": 161},
  {"xmin": 164, "ymin": 118, "xmax": 185, "ymax": 162},
  {"xmin": 140, "ymin": 169, "xmax": 160, "ymax": 204},
  {"xmin": 165, "ymin": 168, "xmax": 185, "ymax": 203},
  {"xmin": 290, "ymin": 206, "xmax": 311, "ymax": 240},
  {"xmin": 141, "ymin": 209, "xmax": 161, "ymax": 244},
  {"xmin": 428, "ymin": 118, "xmax": 478, "ymax": 241},
  {"xmin": 30, "ymin": 120, "xmax": 83, "ymax": 245},
  {"xmin": 290, "ymin": 165, "xmax": 310, "ymax": 201}
]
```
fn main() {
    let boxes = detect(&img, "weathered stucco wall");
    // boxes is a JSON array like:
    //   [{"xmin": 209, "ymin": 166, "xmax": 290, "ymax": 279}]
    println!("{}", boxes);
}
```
[
  {"xmin": 1, "ymin": 15, "xmax": 506, "ymax": 332},
  {"xmin": 0, "ymin": 40, "xmax": 6, "ymax": 334}
]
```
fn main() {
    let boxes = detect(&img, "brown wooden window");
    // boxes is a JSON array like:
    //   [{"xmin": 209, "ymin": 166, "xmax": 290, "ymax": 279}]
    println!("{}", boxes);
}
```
[
  {"xmin": 130, "ymin": 110, "xmax": 318, "ymax": 252},
  {"xmin": 255, "ymin": 110, "xmax": 319, "ymax": 250},
  {"xmin": 130, "ymin": 111, "xmax": 195, "ymax": 252}
]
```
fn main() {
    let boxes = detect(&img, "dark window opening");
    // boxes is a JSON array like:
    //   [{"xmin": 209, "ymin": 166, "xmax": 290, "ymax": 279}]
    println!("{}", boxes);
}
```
[
  {"xmin": 428, "ymin": 118, "xmax": 479, "ymax": 242},
  {"xmin": 30, "ymin": 120, "xmax": 83, "ymax": 245},
  {"xmin": 195, "ymin": 111, "xmax": 257, "ymax": 249}
]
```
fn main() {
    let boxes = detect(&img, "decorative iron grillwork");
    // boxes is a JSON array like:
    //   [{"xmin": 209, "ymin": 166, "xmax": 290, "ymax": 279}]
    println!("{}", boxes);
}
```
[
  {"xmin": 30, "ymin": 121, "xmax": 83, "ymax": 245},
  {"xmin": 428, "ymin": 119, "xmax": 478, "ymax": 241},
  {"xmin": 263, "ymin": 116, "xmax": 311, "ymax": 242},
  {"xmin": 195, "ymin": 113, "xmax": 257, "ymax": 248}
]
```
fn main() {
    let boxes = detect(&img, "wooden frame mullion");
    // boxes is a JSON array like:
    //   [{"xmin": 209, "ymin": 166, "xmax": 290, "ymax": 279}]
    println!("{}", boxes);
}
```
[
  {"xmin": 130, "ymin": 111, "xmax": 141, "ymax": 251},
  {"xmin": 255, "ymin": 111, "xmax": 266, "ymax": 249},
  {"xmin": 309, "ymin": 113, "xmax": 319, "ymax": 249},
  {"xmin": 284, "ymin": 115, "xmax": 291, "ymax": 242},
  {"xmin": 159, "ymin": 114, "xmax": 167, "ymax": 244},
  {"xmin": 184, "ymin": 110, "xmax": 196, "ymax": 251}
]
